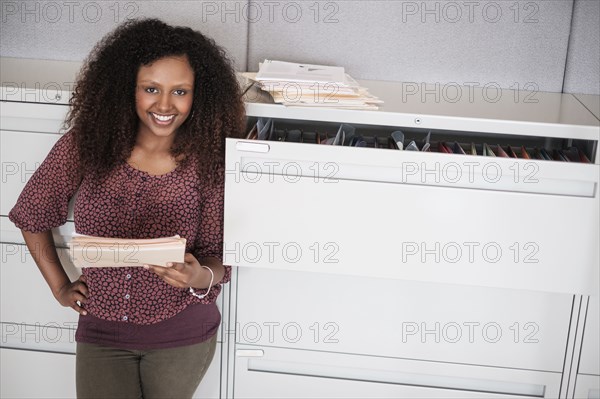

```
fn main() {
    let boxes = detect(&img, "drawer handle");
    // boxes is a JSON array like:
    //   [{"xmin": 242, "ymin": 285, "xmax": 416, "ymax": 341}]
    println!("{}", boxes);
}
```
[
  {"xmin": 236, "ymin": 142, "xmax": 270, "ymax": 153},
  {"xmin": 237, "ymin": 157, "xmax": 597, "ymax": 198},
  {"xmin": 236, "ymin": 349, "xmax": 264, "ymax": 357},
  {"xmin": 247, "ymin": 359, "xmax": 546, "ymax": 397}
]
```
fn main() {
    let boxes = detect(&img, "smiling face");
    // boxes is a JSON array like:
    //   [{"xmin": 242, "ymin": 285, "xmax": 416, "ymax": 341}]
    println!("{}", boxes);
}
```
[{"xmin": 135, "ymin": 55, "xmax": 195, "ymax": 141}]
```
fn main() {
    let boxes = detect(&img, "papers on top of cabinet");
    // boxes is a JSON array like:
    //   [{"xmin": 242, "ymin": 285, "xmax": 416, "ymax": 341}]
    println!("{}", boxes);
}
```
[
  {"xmin": 67, "ymin": 233, "xmax": 186, "ymax": 268},
  {"xmin": 256, "ymin": 59, "xmax": 347, "ymax": 84},
  {"xmin": 246, "ymin": 60, "xmax": 383, "ymax": 110}
]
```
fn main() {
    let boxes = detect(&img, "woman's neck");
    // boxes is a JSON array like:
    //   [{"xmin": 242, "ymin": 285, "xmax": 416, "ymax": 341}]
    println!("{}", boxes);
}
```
[
  {"xmin": 126, "ymin": 128, "xmax": 182, "ymax": 175},
  {"xmin": 134, "ymin": 127, "xmax": 176, "ymax": 154}
]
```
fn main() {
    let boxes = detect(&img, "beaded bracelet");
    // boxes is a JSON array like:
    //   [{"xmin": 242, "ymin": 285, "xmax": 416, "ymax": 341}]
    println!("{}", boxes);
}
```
[{"xmin": 189, "ymin": 265, "xmax": 214, "ymax": 299}]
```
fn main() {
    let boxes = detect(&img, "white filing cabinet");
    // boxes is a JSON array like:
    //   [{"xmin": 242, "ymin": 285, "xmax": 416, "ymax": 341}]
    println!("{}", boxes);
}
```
[
  {"xmin": 224, "ymin": 79, "xmax": 600, "ymax": 398},
  {"xmin": 2, "ymin": 57, "xmax": 599, "ymax": 399}
]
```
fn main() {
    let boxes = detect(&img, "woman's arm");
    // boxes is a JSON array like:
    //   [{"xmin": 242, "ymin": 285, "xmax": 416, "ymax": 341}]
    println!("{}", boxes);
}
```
[
  {"xmin": 198, "ymin": 256, "xmax": 227, "ymax": 285},
  {"xmin": 22, "ymin": 230, "xmax": 88, "ymax": 315}
]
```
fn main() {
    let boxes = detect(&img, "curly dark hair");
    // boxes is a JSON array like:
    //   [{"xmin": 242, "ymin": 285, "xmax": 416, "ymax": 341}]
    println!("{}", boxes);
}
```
[{"xmin": 65, "ymin": 18, "xmax": 245, "ymax": 184}]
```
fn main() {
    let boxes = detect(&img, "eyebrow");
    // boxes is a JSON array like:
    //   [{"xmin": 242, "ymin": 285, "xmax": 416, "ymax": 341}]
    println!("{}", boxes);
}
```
[{"xmin": 137, "ymin": 79, "xmax": 194, "ymax": 88}]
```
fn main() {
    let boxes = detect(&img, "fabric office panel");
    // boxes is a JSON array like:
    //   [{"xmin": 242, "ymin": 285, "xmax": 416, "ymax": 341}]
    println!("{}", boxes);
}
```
[
  {"xmin": 0, "ymin": 1, "xmax": 248, "ymax": 70},
  {"xmin": 247, "ymin": 0, "xmax": 572, "ymax": 92},
  {"xmin": 563, "ymin": 0, "xmax": 600, "ymax": 95}
]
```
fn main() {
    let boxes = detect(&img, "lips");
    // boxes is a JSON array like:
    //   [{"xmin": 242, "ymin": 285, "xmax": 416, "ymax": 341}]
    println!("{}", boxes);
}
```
[{"xmin": 150, "ymin": 112, "xmax": 176, "ymax": 125}]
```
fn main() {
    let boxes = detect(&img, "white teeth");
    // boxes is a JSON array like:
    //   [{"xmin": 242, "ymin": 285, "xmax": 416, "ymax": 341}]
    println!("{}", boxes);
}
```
[{"xmin": 152, "ymin": 113, "xmax": 175, "ymax": 122}]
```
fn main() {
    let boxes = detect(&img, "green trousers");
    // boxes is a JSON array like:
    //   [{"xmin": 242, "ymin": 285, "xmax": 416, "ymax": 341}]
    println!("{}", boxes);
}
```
[{"xmin": 76, "ymin": 334, "xmax": 217, "ymax": 399}]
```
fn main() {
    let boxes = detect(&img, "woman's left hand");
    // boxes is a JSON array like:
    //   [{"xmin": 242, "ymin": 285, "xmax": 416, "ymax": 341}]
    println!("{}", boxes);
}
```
[{"xmin": 144, "ymin": 253, "xmax": 203, "ymax": 289}]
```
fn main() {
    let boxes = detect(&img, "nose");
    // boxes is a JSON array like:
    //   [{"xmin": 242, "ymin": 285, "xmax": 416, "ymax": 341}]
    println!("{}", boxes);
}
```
[{"xmin": 156, "ymin": 93, "xmax": 172, "ymax": 112}]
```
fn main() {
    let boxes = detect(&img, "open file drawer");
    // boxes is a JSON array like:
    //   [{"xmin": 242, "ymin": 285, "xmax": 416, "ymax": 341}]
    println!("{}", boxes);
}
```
[{"xmin": 223, "ymin": 136, "xmax": 599, "ymax": 295}]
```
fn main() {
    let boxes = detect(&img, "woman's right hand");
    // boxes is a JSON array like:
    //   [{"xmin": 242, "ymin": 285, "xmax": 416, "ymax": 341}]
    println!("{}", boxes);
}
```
[{"xmin": 55, "ymin": 275, "xmax": 89, "ymax": 315}]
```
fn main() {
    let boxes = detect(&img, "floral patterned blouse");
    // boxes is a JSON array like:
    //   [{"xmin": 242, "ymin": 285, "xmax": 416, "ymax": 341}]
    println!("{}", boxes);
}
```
[{"xmin": 9, "ymin": 131, "xmax": 229, "ymax": 349}]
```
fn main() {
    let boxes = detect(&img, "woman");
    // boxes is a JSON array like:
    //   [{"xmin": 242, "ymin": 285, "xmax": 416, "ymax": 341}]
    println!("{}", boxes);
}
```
[{"xmin": 9, "ymin": 18, "xmax": 245, "ymax": 398}]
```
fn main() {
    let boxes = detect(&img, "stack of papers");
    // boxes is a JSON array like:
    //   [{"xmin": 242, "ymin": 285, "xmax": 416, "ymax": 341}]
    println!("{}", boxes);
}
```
[
  {"xmin": 67, "ymin": 234, "xmax": 186, "ymax": 268},
  {"xmin": 246, "ymin": 60, "xmax": 383, "ymax": 110}
]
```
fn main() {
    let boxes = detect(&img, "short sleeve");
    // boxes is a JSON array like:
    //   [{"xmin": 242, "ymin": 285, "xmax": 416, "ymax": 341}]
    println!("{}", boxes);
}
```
[
  {"xmin": 8, "ymin": 131, "xmax": 81, "ymax": 233},
  {"xmin": 193, "ymin": 178, "xmax": 231, "ymax": 285}
]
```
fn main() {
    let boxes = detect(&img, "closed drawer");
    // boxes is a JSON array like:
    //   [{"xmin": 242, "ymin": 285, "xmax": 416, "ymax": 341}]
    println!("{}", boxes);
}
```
[
  {"xmin": 580, "ymin": 296, "xmax": 600, "ymax": 375},
  {"xmin": 1, "ymin": 322, "xmax": 76, "ymax": 353},
  {"xmin": 0, "ymin": 348, "xmax": 76, "ymax": 398},
  {"xmin": 235, "ymin": 268, "xmax": 571, "ymax": 372},
  {"xmin": 0, "ymin": 101, "xmax": 68, "ymax": 134},
  {"xmin": 2, "ymin": 215, "xmax": 75, "ymax": 247},
  {"xmin": 1, "ymin": 129, "xmax": 67, "ymax": 217},
  {"xmin": 1, "ymin": 241, "xmax": 80, "ymax": 327},
  {"xmin": 224, "ymin": 138, "xmax": 599, "ymax": 295},
  {"xmin": 234, "ymin": 344, "xmax": 561, "ymax": 399},
  {"xmin": 575, "ymin": 375, "xmax": 600, "ymax": 399}
]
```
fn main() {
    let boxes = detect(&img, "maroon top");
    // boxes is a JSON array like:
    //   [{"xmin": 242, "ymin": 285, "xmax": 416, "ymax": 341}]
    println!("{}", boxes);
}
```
[{"xmin": 9, "ymin": 131, "xmax": 230, "ymax": 349}]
